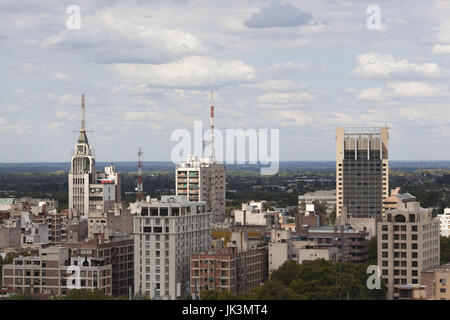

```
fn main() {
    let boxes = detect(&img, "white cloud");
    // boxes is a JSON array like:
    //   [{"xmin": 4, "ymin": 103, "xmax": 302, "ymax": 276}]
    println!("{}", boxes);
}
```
[
  {"xmin": 357, "ymin": 81, "xmax": 448, "ymax": 101},
  {"xmin": 437, "ymin": 20, "xmax": 450, "ymax": 43},
  {"xmin": 52, "ymin": 72, "xmax": 71, "ymax": 81},
  {"xmin": 41, "ymin": 7, "xmax": 207, "ymax": 64},
  {"xmin": 243, "ymin": 80, "xmax": 306, "ymax": 91},
  {"xmin": 352, "ymin": 53, "xmax": 445, "ymax": 79},
  {"xmin": 111, "ymin": 56, "xmax": 255, "ymax": 88},
  {"xmin": 244, "ymin": 3, "xmax": 313, "ymax": 29},
  {"xmin": 432, "ymin": 44, "xmax": 450, "ymax": 54},
  {"xmin": 257, "ymin": 91, "xmax": 315, "ymax": 105}
]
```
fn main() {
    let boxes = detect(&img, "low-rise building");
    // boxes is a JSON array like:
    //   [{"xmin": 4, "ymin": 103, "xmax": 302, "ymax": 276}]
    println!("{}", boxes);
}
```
[
  {"xmin": 0, "ymin": 224, "xmax": 21, "ymax": 249},
  {"xmin": 190, "ymin": 231, "xmax": 267, "ymax": 297},
  {"xmin": 234, "ymin": 201, "xmax": 279, "ymax": 228},
  {"xmin": 2, "ymin": 246, "xmax": 112, "ymax": 296},
  {"xmin": 61, "ymin": 231, "xmax": 134, "ymax": 297},
  {"xmin": 421, "ymin": 264, "xmax": 450, "ymax": 300}
]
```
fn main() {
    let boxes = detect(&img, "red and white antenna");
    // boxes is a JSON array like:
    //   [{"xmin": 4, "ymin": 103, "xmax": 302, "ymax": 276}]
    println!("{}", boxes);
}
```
[
  {"xmin": 136, "ymin": 148, "xmax": 144, "ymax": 202},
  {"xmin": 210, "ymin": 91, "xmax": 215, "ymax": 162}
]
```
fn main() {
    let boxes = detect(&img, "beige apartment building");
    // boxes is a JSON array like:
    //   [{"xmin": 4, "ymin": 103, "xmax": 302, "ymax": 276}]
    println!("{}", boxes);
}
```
[
  {"xmin": 377, "ymin": 200, "xmax": 440, "ymax": 300},
  {"xmin": 176, "ymin": 155, "xmax": 226, "ymax": 223},
  {"xmin": 2, "ymin": 246, "xmax": 112, "ymax": 296},
  {"xmin": 421, "ymin": 264, "xmax": 450, "ymax": 300},
  {"xmin": 336, "ymin": 127, "xmax": 389, "ymax": 219}
]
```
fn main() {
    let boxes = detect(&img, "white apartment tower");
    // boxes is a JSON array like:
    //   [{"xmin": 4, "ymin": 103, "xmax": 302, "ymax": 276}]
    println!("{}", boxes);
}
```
[
  {"xmin": 132, "ymin": 195, "xmax": 211, "ymax": 299},
  {"xmin": 176, "ymin": 155, "xmax": 226, "ymax": 223}
]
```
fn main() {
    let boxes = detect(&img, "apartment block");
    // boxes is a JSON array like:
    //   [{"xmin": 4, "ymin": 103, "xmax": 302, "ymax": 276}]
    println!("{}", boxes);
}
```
[
  {"xmin": 132, "ymin": 195, "xmax": 211, "ymax": 299},
  {"xmin": 296, "ymin": 225, "xmax": 369, "ymax": 263},
  {"xmin": 336, "ymin": 127, "xmax": 389, "ymax": 219},
  {"xmin": 190, "ymin": 231, "xmax": 267, "ymax": 297},
  {"xmin": 62, "ymin": 232, "xmax": 134, "ymax": 297},
  {"xmin": 2, "ymin": 246, "xmax": 112, "ymax": 296},
  {"xmin": 176, "ymin": 155, "xmax": 226, "ymax": 223},
  {"xmin": 377, "ymin": 201, "xmax": 440, "ymax": 300}
]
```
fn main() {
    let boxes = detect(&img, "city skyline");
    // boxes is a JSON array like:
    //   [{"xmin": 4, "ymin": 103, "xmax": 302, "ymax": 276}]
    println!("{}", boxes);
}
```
[{"xmin": 2, "ymin": 0, "xmax": 450, "ymax": 162}]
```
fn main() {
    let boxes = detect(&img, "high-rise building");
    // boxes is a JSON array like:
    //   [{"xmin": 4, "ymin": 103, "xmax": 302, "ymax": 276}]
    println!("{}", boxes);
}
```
[
  {"xmin": 176, "ymin": 155, "xmax": 226, "ymax": 223},
  {"xmin": 68, "ymin": 95, "xmax": 122, "ymax": 238},
  {"xmin": 132, "ymin": 195, "xmax": 211, "ymax": 299},
  {"xmin": 377, "ymin": 199, "xmax": 440, "ymax": 300},
  {"xmin": 68, "ymin": 95, "xmax": 96, "ymax": 219},
  {"xmin": 336, "ymin": 127, "xmax": 389, "ymax": 219}
]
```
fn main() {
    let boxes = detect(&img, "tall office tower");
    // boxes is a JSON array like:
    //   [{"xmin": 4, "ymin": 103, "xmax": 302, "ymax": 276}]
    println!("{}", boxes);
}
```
[
  {"xmin": 336, "ymin": 127, "xmax": 389, "ymax": 219},
  {"xmin": 132, "ymin": 195, "xmax": 211, "ymax": 299},
  {"xmin": 176, "ymin": 155, "xmax": 226, "ymax": 223},
  {"xmin": 68, "ymin": 95, "xmax": 122, "ymax": 233},
  {"xmin": 378, "ymin": 198, "xmax": 440, "ymax": 300}
]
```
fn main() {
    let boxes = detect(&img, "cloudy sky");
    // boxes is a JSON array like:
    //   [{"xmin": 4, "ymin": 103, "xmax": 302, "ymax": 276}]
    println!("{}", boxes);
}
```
[{"xmin": 1, "ymin": 0, "xmax": 450, "ymax": 162}]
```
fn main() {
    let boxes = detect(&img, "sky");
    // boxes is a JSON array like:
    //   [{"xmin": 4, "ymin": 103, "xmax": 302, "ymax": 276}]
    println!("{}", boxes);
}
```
[{"xmin": 1, "ymin": 0, "xmax": 450, "ymax": 162}]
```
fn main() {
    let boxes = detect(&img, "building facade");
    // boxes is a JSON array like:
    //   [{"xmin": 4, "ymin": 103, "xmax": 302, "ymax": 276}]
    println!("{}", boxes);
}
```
[
  {"xmin": 62, "ymin": 232, "xmax": 134, "ymax": 297},
  {"xmin": 336, "ymin": 127, "xmax": 389, "ymax": 219},
  {"xmin": 421, "ymin": 264, "xmax": 450, "ymax": 300},
  {"xmin": 190, "ymin": 245, "xmax": 267, "ymax": 297},
  {"xmin": 377, "ymin": 203, "xmax": 440, "ymax": 300},
  {"xmin": 2, "ymin": 246, "xmax": 112, "ymax": 296},
  {"xmin": 133, "ymin": 195, "xmax": 211, "ymax": 299},
  {"xmin": 176, "ymin": 155, "xmax": 226, "ymax": 223}
]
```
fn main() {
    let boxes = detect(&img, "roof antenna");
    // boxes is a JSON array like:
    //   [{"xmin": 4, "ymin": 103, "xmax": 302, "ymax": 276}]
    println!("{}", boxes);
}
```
[
  {"xmin": 210, "ymin": 91, "xmax": 215, "ymax": 163},
  {"xmin": 81, "ymin": 94, "xmax": 85, "ymax": 132}
]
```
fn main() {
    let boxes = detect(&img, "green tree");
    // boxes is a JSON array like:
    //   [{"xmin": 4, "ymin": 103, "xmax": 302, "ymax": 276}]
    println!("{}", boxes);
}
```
[
  {"xmin": 245, "ymin": 280, "xmax": 301, "ymax": 300},
  {"xmin": 62, "ymin": 289, "xmax": 112, "ymax": 300},
  {"xmin": 441, "ymin": 236, "xmax": 450, "ymax": 264}
]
